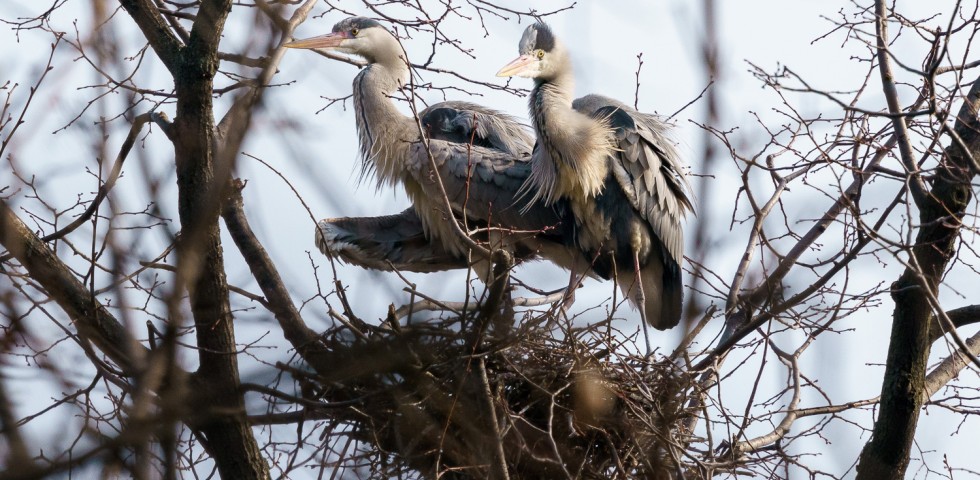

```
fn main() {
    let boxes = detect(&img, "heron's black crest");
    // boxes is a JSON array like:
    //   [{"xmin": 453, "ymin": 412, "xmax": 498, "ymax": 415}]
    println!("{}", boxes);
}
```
[
  {"xmin": 332, "ymin": 17, "xmax": 383, "ymax": 33},
  {"xmin": 520, "ymin": 23, "xmax": 556, "ymax": 53}
]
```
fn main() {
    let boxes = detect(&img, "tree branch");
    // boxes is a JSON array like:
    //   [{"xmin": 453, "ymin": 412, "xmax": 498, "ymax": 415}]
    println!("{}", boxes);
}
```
[
  {"xmin": 929, "ymin": 304, "xmax": 980, "ymax": 343},
  {"xmin": 856, "ymin": 20, "xmax": 980, "ymax": 476},
  {"xmin": 0, "ymin": 112, "xmax": 152, "ymax": 263},
  {"xmin": 118, "ymin": 0, "xmax": 184, "ymax": 74},
  {"xmin": 0, "ymin": 199, "xmax": 147, "ymax": 372},
  {"xmin": 874, "ymin": 0, "xmax": 929, "ymax": 207},
  {"xmin": 221, "ymin": 179, "xmax": 333, "ymax": 373},
  {"xmin": 731, "ymin": 344, "xmax": 801, "ymax": 456},
  {"xmin": 925, "ymin": 327, "xmax": 980, "ymax": 400},
  {"xmin": 167, "ymin": 0, "xmax": 269, "ymax": 477}
]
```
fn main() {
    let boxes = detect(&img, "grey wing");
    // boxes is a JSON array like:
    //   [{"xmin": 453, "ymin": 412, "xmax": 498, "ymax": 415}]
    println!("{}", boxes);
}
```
[
  {"xmin": 424, "ymin": 101, "xmax": 535, "ymax": 158},
  {"xmin": 406, "ymin": 140, "xmax": 565, "ymax": 235},
  {"xmin": 314, "ymin": 208, "xmax": 469, "ymax": 273},
  {"xmin": 573, "ymin": 94, "xmax": 694, "ymax": 266}
]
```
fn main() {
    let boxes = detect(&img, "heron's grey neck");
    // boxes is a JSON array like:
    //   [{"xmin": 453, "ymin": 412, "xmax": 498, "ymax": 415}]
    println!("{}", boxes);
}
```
[{"xmin": 352, "ymin": 62, "xmax": 415, "ymax": 188}]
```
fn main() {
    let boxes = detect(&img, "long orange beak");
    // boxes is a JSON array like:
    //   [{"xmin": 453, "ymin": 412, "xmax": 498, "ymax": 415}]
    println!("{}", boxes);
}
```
[
  {"xmin": 496, "ymin": 54, "xmax": 536, "ymax": 77},
  {"xmin": 284, "ymin": 32, "xmax": 348, "ymax": 50}
]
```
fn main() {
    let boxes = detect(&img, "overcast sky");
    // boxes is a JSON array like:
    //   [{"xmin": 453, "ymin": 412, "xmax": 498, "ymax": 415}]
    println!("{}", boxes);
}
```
[{"xmin": 1, "ymin": 0, "xmax": 977, "ymax": 476}]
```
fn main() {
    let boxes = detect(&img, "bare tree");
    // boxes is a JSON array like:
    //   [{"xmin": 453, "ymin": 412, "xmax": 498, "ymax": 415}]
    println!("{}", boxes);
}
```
[{"xmin": 0, "ymin": 0, "xmax": 978, "ymax": 478}]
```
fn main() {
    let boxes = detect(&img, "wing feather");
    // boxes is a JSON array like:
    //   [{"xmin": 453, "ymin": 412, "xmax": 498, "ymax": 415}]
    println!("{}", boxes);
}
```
[
  {"xmin": 407, "ymin": 140, "xmax": 565, "ymax": 235},
  {"xmin": 572, "ymin": 94, "xmax": 694, "ymax": 266},
  {"xmin": 422, "ymin": 101, "xmax": 534, "ymax": 158}
]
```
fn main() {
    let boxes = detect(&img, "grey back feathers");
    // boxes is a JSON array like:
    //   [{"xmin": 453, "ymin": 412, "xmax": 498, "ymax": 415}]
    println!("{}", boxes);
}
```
[{"xmin": 422, "ymin": 102, "xmax": 534, "ymax": 159}]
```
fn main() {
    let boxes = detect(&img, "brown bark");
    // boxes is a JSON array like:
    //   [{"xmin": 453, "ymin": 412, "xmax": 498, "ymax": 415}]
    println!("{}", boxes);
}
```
[
  {"xmin": 118, "ymin": 0, "xmax": 271, "ymax": 476},
  {"xmin": 117, "ymin": 0, "xmax": 183, "ymax": 73},
  {"xmin": 221, "ymin": 180, "xmax": 333, "ymax": 371},
  {"xmin": 855, "ymin": 30, "xmax": 980, "ymax": 480}
]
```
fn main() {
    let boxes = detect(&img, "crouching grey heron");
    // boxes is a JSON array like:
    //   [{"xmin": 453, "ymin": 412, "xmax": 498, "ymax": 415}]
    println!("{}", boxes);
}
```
[{"xmin": 287, "ymin": 17, "xmax": 589, "ymax": 280}]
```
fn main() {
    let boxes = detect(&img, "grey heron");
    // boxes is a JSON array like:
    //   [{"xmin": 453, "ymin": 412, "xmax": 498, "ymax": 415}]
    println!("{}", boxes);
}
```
[
  {"xmin": 497, "ymin": 23, "xmax": 694, "ymax": 331},
  {"xmin": 287, "ymin": 17, "xmax": 587, "ymax": 279}
]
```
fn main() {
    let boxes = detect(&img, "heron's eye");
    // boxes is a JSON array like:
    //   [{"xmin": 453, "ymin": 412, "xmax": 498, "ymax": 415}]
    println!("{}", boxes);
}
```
[
  {"xmin": 351, "ymin": 28, "xmax": 360, "ymax": 36},
  {"xmin": 536, "ymin": 50, "xmax": 544, "ymax": 59}
]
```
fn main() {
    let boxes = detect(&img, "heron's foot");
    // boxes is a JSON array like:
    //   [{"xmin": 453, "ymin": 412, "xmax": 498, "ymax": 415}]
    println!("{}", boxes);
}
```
[{"xmin": 559, "ymin": 269, "xmax": 582, "ymax": 312}]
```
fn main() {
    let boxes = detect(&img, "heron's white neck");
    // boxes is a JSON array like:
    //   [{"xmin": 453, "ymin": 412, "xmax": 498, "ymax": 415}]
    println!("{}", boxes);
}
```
[
  {"xmin": 529, "ymin": 71, "xmax": 614, "ymax": 203},
  {"xmin": 535, "ymin": 70, "xmax": 575, "ymax": 105}
]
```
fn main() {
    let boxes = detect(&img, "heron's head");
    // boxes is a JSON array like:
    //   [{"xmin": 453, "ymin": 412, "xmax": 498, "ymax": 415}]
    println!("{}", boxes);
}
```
[
  {"xmin": 496, "ymin": 23, "xmax": 568, "ymax": 81},
  {"xmin": 285, "ymin": 17, "xmax": 399, "ymax": 64},
  {"xmin": 421, "ymin": 107, "xmax": 457, "ymax": 136}
]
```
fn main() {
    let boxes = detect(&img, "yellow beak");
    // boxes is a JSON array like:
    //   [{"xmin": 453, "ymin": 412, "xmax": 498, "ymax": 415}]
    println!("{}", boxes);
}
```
[
  {"xmin": 284, "ymin": 32, "xmax": 348, "ymax": 50},
  {"xmin": 496, "ymin": 54, "xmax": 536, "ymax": 77}
]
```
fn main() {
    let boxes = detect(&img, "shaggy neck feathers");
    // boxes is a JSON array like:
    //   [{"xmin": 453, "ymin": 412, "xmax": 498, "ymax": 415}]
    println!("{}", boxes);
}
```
[
  {"xmin": 528, "ymin": 70, "xmax": 615, "ymax": 205},
  {"xmin": 351, "ymin": 53, "xmax": 416, "ymax": 189}
]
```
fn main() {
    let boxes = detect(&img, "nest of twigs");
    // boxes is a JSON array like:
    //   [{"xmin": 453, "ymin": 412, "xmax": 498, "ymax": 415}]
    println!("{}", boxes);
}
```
[{"xmin": 306, "ymin": 268, "xmax": 697, "ymax": 479}]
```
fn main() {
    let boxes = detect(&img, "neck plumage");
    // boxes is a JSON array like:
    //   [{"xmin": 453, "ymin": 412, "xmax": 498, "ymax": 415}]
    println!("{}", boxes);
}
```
[
  {"xmin": 352, "ymin": 59, "xmax": 416, "ymax": 189},
  {"xmin": 528, "ymin": 71, "xmax": 613, "ymax": 204}
]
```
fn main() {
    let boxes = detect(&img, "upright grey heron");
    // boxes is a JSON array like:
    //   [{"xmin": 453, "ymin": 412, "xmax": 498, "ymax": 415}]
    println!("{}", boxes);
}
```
[
  {"xmin": 287, "ymin": 17, "xmax": 586, "ymax": 279},
  {"xmin": 497, "ymin": 23, "xmax": 694, "ymax": 331}
]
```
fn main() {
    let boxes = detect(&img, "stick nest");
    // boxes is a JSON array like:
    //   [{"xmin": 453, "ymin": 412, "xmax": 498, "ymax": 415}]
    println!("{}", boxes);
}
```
[{"xmin": 306, "ymin": 301, "xmax": 699, "ymax": 479}]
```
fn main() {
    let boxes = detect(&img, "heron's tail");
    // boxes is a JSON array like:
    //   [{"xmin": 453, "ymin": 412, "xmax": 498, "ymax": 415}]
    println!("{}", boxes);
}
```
[
  {"xmin": 621, "ymin": 256, "xmax": 682, "ymax": 331},
  {"xmin": 657, "ymin": 258, "xmax": 684, "ymax": 330},
  {"xmin": 314, "ymin": 211, "xmax": 470, "ymax": 273}
]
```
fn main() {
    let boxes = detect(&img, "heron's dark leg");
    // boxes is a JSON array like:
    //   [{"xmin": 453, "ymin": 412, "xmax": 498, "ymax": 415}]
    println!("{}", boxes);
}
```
[
  {"xmin": 634, "ymin": 251, "xmax": 652, "ymax": 357},
  {"xmin": 472, "ymin": 257, "xmax": 494, "ymax": 284}
]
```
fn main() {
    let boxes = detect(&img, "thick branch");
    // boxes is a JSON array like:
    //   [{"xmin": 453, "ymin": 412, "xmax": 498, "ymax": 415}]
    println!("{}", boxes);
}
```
[
  {"xmin": 221, "ymin": 179, "xmax": 333, "ymax": 372},
  {"xmin": 856, "ymin": 19, "xmax": 980, "ymax": 476},
  {"xmin": 168, "ymin": 0, "xmax": 269, "ymax": 477},
  {"xmin": 0, "ymin": 200, "xmax": 147, "ymax": 372},
  {"xmin": 874, "ymin": 0, "xmax": 929, "ymax": 206},
  {"xmin": 118, "ymin": 0, "xmax": 184, "ymax": 74},
  {"xmin": 925, "ymin": 327, "xmax": 980, "ymax": 399},
  {"xmin": 186, "ymin": 0, "xmax": 232, "ymax": 62},
  {"xmin": 929, "ymin": 305, "xmax": 980, "ymax": 343}
]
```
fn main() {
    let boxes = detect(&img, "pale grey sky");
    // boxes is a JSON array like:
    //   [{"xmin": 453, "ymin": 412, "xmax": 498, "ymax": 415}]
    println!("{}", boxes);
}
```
[{"xmin": 1, "ymin": 0, "xmax": 976, "ymax": 476}]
